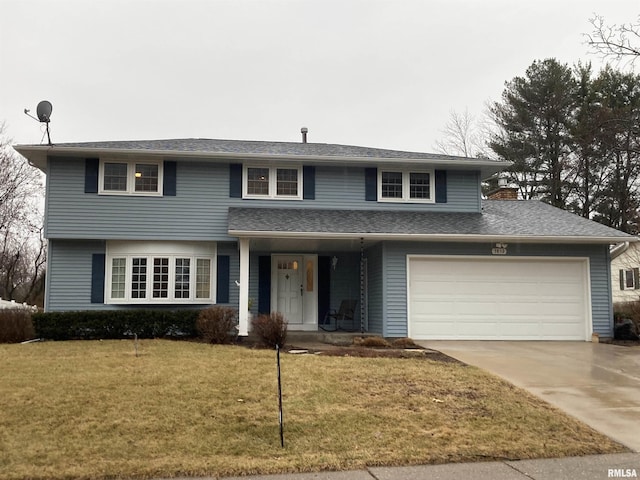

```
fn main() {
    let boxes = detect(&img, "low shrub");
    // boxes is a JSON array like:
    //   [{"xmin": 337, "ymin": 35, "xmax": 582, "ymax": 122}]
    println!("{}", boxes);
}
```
[
  {"xmin": 391, "ymin": 337, "xmax": 420, "ymax": 349},
  {"xmin": 613, "ymin": 302, "xmax": 640, "ymax": 338},
  {"xmin": 31, "ymin": 309, "xmax": 200, "ymax": 340},
  {"xmin": 0, "ymin": 309, "xmax": 36, "ymax": 343},
  {"xmin": 353, "ymin": 336, "xmax": 391, "ymax": 348},
  {"xmin": 251, "ymin": 312, "xmax": 288, "ymax": 348},
  {"xmin": 196, "ymin": 306, "xmax": 238, "ymax": 344}
]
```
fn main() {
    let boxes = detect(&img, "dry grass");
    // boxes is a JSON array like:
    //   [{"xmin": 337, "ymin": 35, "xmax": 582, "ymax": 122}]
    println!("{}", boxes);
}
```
[{"xmin": 0, "ymin": 340, "xmax": 627, "ymax": 480}]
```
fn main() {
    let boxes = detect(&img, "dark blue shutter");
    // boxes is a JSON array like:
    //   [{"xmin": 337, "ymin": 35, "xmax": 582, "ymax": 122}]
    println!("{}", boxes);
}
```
[
  {"xmin": 620, "ymin": 270, "xmax": 625, "ymax": 290},
  {"xmin": 216, "ymin": 255, "xmax": 230, "ymax": 303},
  {"xmin": 258, "ymin": 256, "xmax": 271, "ymax": 314},
  {"xmin": 85, "ymin": 158, "xmax": 99, "ymax": 193},
  {"xmin": 163, "ymin": 161, "xmax": 176, "ymax": 196},
  {"xmin": 365, "ymin": 168, "xmax": 377, "ymax": 201},
  {"xmin": 91, "ymin": 253, "xmax": 105, "ymax": 303},
  {"xmin": 435, "ymin": 170, "xmax": 447, "ymax": 203},
  {"xmin": 303, "ymin": 166, "xmax": 315, "ymax": 200},
  {"xmin": 229, "ymin": 164, "xmax": 242, "ymax": 198},
  {"xmin": 318, "ymin": 256, "xmax": 331, "ymax": 324}
]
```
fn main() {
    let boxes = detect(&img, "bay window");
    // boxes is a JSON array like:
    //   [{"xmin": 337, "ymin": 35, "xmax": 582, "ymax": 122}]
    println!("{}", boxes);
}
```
[{"xmin": 105, "ymin": 241, "xmax": 216, "ymax": 304}]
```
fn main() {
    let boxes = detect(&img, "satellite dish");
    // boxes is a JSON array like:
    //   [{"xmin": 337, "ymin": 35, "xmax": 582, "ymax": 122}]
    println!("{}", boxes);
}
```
[
  {"xmin": 36, "ymin": 100, "xmax": 52, "ymax": 123},
  {"xmin": 24, "ymin": 100, "xmax": 54, "ymax": 145}
]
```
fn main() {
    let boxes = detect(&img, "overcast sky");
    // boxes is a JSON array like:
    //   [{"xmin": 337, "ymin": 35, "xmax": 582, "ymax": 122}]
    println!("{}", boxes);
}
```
[{"xmin": 0, "ymin": 0, "xmax": 637, "ymax": 153}]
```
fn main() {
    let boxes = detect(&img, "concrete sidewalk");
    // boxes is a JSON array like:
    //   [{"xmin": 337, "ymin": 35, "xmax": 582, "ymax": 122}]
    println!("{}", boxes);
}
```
[{"xmin": 160, "ymin": 453, "xmax": 640, "ymax": 480}]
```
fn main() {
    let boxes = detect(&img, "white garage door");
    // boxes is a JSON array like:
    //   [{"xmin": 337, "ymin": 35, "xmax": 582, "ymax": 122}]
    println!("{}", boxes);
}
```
[{"xmin": 408, "ymin": 256, "xmax": 590, "ymax": 340}]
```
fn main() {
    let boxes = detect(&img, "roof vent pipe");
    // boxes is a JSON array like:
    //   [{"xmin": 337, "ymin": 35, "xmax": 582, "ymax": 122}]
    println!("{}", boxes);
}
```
[{"xmin": 301, "ymin": 127, "xmax": 308, "ymax": 143}]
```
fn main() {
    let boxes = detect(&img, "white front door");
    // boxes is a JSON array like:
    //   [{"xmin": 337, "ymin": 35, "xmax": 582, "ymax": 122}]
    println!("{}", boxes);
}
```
[{"xmin": 274, "ymin": 255, "xmax": 303, "ymax": 324}]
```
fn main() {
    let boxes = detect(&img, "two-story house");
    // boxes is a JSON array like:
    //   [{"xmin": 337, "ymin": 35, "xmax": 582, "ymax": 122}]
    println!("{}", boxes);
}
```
[{"xmin": 15, "ymin": 134, "xmax": 634, "ymax": 340}]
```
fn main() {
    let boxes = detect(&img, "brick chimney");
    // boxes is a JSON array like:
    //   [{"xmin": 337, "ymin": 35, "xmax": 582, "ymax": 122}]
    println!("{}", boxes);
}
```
[
  {"xmin": 488, "ymin": 177, "xmax": 518, "ymax": 200},
  {"xmin": 488, "ymin": 187, "xmax": 519, "ymax": 200}
]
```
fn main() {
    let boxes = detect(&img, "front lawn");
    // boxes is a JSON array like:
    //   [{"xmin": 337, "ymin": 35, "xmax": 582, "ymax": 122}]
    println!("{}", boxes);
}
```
[{"xmin": 0, "ymin": 340, "xmax": 627, "ymax": 479}]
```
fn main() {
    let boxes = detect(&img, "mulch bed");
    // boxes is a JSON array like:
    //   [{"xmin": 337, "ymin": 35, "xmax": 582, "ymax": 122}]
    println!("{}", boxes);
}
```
[
  {"xmin": 610, "ymin": 339, "xmax": 640, "ymax": 347},
  {"xmin": 285, "ymin": 344, "xmax": 464, "ymax": 364}
]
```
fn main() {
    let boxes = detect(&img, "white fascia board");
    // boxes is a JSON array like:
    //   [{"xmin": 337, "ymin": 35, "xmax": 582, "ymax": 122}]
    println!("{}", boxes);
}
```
[
  {"xmin": 228, "ymin": 229, "xmax": 635, "ymax": 245},
  {"xmin": 14, "ymin": 145, "xmax": 511, "ymax": 177}
]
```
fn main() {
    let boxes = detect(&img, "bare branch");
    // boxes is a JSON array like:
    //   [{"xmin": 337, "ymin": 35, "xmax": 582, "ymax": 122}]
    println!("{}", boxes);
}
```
[
  {"xmin": 585, "ymin": 14, "xmax": 640, "ymax": 66},
  {"xmin": 433, "ymin": 108, "xmax": 489, "ymax": 158},
  {"xmin": 0, "ymin": 122, "xmax": 46, "ymax": 305}
]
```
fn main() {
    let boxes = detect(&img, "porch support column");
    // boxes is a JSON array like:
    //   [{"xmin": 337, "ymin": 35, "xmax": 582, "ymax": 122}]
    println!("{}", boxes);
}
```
[{"xmin": 238, "ymin": 237, "xmax": 250, "ymax": 336}]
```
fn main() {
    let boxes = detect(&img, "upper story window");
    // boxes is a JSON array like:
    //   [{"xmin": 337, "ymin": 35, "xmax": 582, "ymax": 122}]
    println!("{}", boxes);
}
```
[
  {"xmin": 99, "ymin": 159, "xmax": 163, "ymax": 196},
  {"xmin": 378, "ymin": 169, "xmax": 434, "ymax": 203},
  {"xmin": 243, "ymin": 165, "xmax": 302, "ymax": 200}
]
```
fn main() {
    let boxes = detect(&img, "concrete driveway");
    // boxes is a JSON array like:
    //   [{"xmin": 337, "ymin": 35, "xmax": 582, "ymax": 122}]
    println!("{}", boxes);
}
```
[{"xmin": 417, "ymin": 341, "xmax": 640, "ymax": 452}]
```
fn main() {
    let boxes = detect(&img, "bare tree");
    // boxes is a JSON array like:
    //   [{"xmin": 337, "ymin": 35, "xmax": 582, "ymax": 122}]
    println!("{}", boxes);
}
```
[
  {"xmin": 0, "ymin": 123, "xmax": 46, "ymax": 305},
  {"xmin": 585, "ymin": 14, "xmax": 640, "ymax": 65},
  {"xmin": 433, "ymin": 108, "xmax": 490, "ymax": 158}
]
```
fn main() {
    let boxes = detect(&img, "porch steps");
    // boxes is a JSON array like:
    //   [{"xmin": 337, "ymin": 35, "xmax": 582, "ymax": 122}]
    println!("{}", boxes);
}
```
[
  {"xmin": 246, "ymin": 331, "xmax": 377, "ymax": 347},
  {"xmin": 289, "ymin": 331, "xmax": 366, "ymax": 346}
]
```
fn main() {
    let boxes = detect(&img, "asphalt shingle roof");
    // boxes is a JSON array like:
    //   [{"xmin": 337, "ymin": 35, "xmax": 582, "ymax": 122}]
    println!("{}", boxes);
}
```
[
  {"xmin": 39, "ymin": 138, "xmax": 498, "ymax": 163},
  {"xmin": 17, "ymin": 138, "xmax": 511, "ymax": 176},
  {"xmin": 228, "ymin": 200, "xmax": 633, "ymax": 242},
  {"xmin": 16, "ymin": 137, "xmax": 511, "ymax": 178}
]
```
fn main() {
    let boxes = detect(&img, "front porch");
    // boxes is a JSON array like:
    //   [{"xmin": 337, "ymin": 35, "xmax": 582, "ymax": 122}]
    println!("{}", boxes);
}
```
[{"xmin": 236, "ymin": 237, "xmax": 374, "ymax": 336}]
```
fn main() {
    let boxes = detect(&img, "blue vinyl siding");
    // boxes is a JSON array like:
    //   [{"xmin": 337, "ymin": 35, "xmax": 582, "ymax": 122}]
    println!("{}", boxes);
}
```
[
  {"xmin": 45, "ymin": 158, "xmax": 481, "ymax": 240},
  {"xmin": 47, "ymin": 158, "xmax": 234, "ymax": 240},
  {"xmin": 47, "ymin": 239, "xmax": 107, "ymax": 311},
  {"xmin": 383, "ymin": 242, "xmax": 409, "ymax": 337},
  {"xmin": 248, "ymin": 254, "xmax": 263, "ymax": 316},
  {"xmin": 589, "ymin": 245, "xmax": 613, "ymax": 335},
  {"xmin": 382, "ymin": 241, "xmax": 614, "ymax": 338},
  {"xmin": 217, "ymin": 242, "xmax": 239, "ymax": 307}
]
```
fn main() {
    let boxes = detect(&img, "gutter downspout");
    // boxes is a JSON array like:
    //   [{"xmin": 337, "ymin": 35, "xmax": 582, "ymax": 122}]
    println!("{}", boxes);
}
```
[{"xmin": 610, "ymin": 241, "xmax": 630, "ymax": 260}]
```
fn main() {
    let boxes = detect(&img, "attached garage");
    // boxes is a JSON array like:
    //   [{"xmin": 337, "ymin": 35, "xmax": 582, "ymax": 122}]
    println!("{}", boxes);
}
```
[{"xmin": 407, "ymin": 256, "xmax": 591, "ymax": 340}]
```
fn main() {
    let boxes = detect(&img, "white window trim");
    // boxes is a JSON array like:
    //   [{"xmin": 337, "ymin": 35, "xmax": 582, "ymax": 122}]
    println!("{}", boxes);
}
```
[
  {"xmin": 105, "ymin": 241, "xmax": 216, "ymax": 305},
  {"xmin": 98, "ymin": 158, "xmax": 164, "ymax": 196},
  {"xmin": 377, "ymin": 168, "xmax": 435, "ymax": 203},
  {"xmin": 622, "ymin": 268, "xmax": 638, "ymax": 290},
  {"xmin": 242, "ymin": 165, "xmax": 303, "ymax": 200}
]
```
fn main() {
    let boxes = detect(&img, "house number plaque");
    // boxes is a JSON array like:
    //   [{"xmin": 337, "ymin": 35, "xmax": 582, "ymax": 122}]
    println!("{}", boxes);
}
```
[{"xmin": 491, "ymin": 243, "xmax": 508, "ymax": 255}]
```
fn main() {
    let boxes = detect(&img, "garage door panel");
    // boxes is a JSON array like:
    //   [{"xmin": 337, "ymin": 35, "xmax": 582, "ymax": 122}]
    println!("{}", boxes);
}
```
[
  {"xmin": 541, "ymin": 322, "xmax": 585, "ymax": 336},
  {"xmin": 455, "ymin": 302, "xmax": 503, "ymax": 315},
  {"xmin": 408, "ymin": 257, "xmax": 589, "ymax": 341},
  {"xmin": 534, "ymin": 283, "xmax": 583, "ymax": 297}
]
